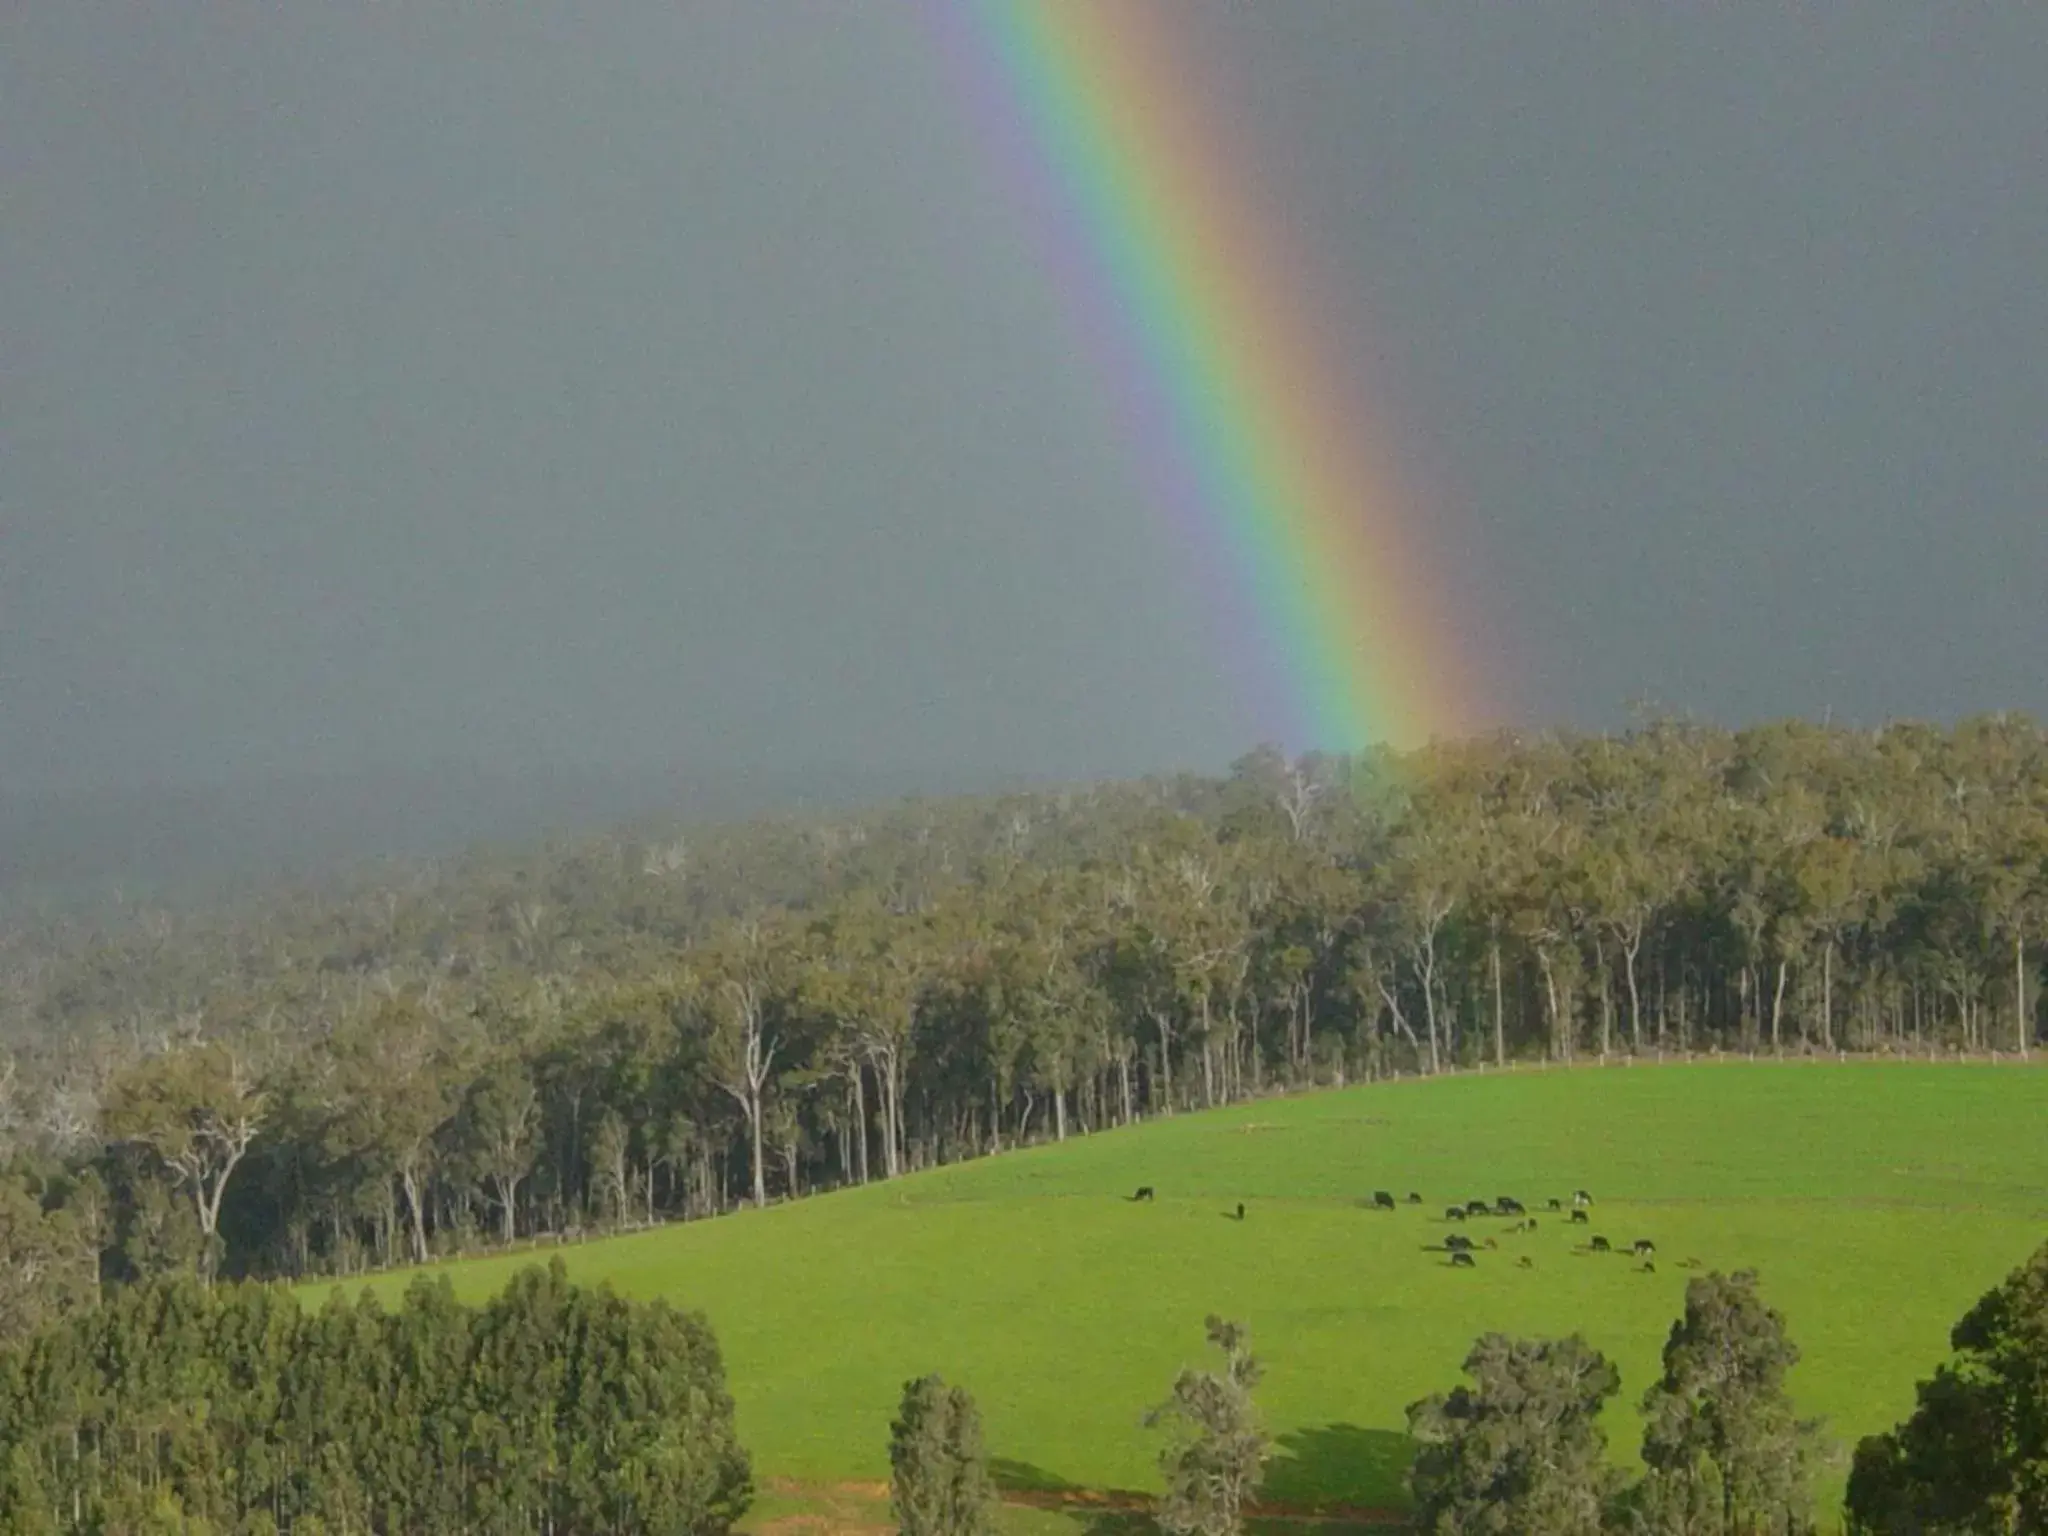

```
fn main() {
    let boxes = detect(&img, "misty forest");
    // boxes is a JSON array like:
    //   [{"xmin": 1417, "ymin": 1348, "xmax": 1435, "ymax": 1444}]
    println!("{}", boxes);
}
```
[{"xmin": 2, "ymin": 715, "xmax": 2045, "ymax": 1320}]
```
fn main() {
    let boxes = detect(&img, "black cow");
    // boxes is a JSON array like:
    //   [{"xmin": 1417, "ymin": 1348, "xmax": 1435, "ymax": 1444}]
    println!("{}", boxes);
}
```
[
  {"xmin": 1373, "ymin": 1190, "xmax": 1397, "ymax": 1210},
  {"xmin": 1640, "ymin": 1260, "xmax": 1657, "ymax": 1274},
  {"xmin": 1133, "ymin": 1187, "xmax": 1155, "ymax": 1202},
  {"xmin": 1570, "ymin": 1208, "xmax": 1590, "ymax": 1225},
  {"xmin": 1465, "ymin": 1199, "xmax": 1492, "ymax": 1217},
  {"xmin": 1633, "ymin": 1239, "xmax": 1656, "ymax": 1258},
  {"xmin": 1547, "ymin": 1198, "xmax": 1564, "ymax": 1211},
  {"xmin": 1445, "ymin": 1234, "xmax": 1473, "ymax": 1252},
  {"xmin": 1446, "ymin": 1206, "xmax": 1466, "ymax": 1222},
  {"xmin": 1450, "ymin": 1250, "xmax": 1477, "ymax": 1268},
  {"xmin": 1407, "ymin": 1192, "xmax": 1423, "ymax": 1204},
  {"xmin": 1497, "ymin": 1197, "xmax": 1525, "ymax": 1215},
  {"xmin": 1590, "ymin": 1235, "xmax": 1611, "ymax": 1253},
  {"xmin": 1236, "ymin": 1203, "xmax": 1246, "ymax": 1221},
  {"xmin": 1517, "ymin": 1255, "xmax": 1535, "ymax": 1269},
  {"xmin": 1573, "ymin": 1189, "xmax": 1593, "ymax": 1207}
]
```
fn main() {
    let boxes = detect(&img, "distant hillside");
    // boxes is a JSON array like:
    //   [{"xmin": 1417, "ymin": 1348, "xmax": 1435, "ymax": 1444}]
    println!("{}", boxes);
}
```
[{"xmin": 0, "ymin": 757, "xmax": 1035, "ymax": 904}]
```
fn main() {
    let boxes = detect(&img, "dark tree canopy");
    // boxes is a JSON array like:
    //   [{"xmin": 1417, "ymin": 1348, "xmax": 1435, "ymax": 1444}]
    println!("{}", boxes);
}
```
[{"xmin": 1845, "ymin": 1238, "xmax": 2048, "ymax": 1533}]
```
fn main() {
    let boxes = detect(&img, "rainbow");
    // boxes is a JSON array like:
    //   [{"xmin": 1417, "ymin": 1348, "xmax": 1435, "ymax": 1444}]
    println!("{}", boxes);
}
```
[{"xmin": 920, "ymin": 1, "xmax": 1485, "ymax": 753}]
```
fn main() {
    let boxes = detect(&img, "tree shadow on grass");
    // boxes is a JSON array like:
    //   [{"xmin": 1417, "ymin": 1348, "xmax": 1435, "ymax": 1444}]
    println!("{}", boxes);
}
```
[
  {"xmin": 988, "ymin": 1428, "xmax": 1414, "ymax": 1536},
  {"xmin": 989, "ymin": 1460, "xmax": 1154, "ymax": 1536},
  {"xmin": 1260, "ymin": 1422, "xmax": 1415, "ymax": 1515},
  {"xmin": 990, "ymin": 1458, "xmax": 1087, "ymax": 1496}
]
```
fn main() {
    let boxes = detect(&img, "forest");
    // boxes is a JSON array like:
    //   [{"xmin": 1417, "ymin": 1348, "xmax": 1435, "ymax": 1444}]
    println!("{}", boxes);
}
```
[
  {"xmin": 2, "ymin": 715, "xmax": 2046, "ymax": 1323},
  {"xmin": 0, "ymin": 1259, "xmax": 751, "ymax": 1535}
]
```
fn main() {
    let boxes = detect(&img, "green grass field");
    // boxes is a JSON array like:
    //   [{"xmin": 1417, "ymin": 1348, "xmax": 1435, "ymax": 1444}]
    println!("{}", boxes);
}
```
[{"xmin": 308, "ymin": 1062, "xmax": 2047, "ymax": 1525}]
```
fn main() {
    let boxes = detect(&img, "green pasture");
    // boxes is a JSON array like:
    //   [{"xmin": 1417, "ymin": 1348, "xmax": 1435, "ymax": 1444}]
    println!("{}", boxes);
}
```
[{"xmin": 307, "ymin": 1062, "xmax": 2048, "ymax": 1519}]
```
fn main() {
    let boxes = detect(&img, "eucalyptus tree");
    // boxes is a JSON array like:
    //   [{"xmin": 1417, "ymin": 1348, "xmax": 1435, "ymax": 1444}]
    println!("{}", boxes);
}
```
[
  {"xmin": 327, "ymin": 997, "xmax": 467, "ymax": 1263},
  {"xmin": 1147, "ymin": 1316, "xmax": 1268, "ymax": 1536},
  {"xmin": 693, "ymin": 920, "xmax": 791, "ymax": 1209},
  {"xmin": 100, "ymin": 1039, "xmax": 266, "ymax": 1281},
  {"xmin": 1636, "ymin": 1271, "xmax": 1822, "ymax": 1533},
  {"xmin": 458, "ymin": 1056, "xmax": 539, "ymax": 1243},
  {"xmin": 1407, "ymin": 1332, "xmax": 1623, "ymax": 1535}
]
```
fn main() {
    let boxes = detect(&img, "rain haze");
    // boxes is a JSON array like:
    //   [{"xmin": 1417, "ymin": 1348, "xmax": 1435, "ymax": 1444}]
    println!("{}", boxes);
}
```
[{"xmin": 4, "ymin": 4, "xmax": 2045, "ymax": 879}]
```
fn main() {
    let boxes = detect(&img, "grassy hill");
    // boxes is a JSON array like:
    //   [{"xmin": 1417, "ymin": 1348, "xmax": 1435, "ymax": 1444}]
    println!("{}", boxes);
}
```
[{"xmin": 308, "ymin": 1061, "xmax": 2048, "ymax": 1522}]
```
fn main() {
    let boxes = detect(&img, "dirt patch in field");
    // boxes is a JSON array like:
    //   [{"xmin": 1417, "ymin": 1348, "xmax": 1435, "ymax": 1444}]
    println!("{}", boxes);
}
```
[
  {"xmin": 1002, "ymin": 1487, "xmax": 1405, "ymax": 1525},
  {"xmin": 755, "ymin": 1480, "xmax": 893, "ymax": 1536}
]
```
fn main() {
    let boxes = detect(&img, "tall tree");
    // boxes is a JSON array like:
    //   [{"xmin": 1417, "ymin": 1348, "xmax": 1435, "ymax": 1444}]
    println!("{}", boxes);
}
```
[
  {"xmin": 1146, "ymin": 1316, "xmax": 1268, "ymax": 1536},
  {"xmin": 1636, "ymin": 1270, "xmax": 1822, "ymax": 1534},
  {"xmin": 459, "ymin": 1057, "xmax": 538, "ymax": 1244},
  {"xmin": 100, "ymin": 1041, "xmax": 265, "ymax": 1281},
  {"xmin": 888, "ymin": 1374, "xmax": 995, "ymax": 1536},
  {"xmin": 330, "ymin": 999, "xmax": 465, "ymax": 1263},
  {"xmin": 696, "ymin": 923, "xmax": 785, "ymax": 1209},
  {"xmin": 1407, "ymin": 1333, "xmax": 1622, "ymax": 1536}
]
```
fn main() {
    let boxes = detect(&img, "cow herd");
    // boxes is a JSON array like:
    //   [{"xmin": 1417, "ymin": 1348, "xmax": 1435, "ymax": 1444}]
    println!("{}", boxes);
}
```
[
  {"xmin": 1408, "ymin": 1189, "xmax": 1662, "ymax": 1272},
  {"xmin": 1126, "ymin": 1182, "xmax": 1684, "ymax": 1275}
]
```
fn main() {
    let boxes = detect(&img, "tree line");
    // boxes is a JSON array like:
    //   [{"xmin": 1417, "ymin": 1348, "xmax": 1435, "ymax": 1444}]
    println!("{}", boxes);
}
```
[
  {"xmin": 3, "ymin": 717, "xmax": 2046, "ymax": 1317},
  {"xmin": 0, "ymin": 1259, "xmax": 750, "ymax": 1536}
]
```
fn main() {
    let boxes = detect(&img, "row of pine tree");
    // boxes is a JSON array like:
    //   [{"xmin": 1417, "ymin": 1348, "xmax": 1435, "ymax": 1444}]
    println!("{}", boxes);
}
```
[{"xmin": 0, "ymin": 1261, "xmax": 750, "ymax": 1536}]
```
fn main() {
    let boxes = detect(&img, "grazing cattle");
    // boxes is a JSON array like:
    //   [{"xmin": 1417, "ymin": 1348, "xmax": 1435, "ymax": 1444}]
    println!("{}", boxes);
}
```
[
  {"xmin": 1446, "ymin": 1207, "xmax": 1466, "ymax": 1222},
  {"xmin": 1497, "ymin": 1197, "xmax": 1525, "ymax": 1215},
  {"xmin": 1573, "ymin": 1189, "xmax": 1593, "ymax": 1207},
  {"xmin": 1450, "ymin": 1250, "xmax": 1477, "ymax": 1268},
  {"xmin": 1641, "ymin": 1260, "xmax": 1656, "ymax": 1274},
  {"xmin": 1547, "ymin": 1198, "xmax": 1564, "ymax": 1211},
  {"xmin": 1373, "ymin": 1190, "xmax": 1397, "ymax": 1210},
  {"xmin": 1445, "ymin": 1235, "xmax": 1473, "ymax": 1252},
  {"xmin": 1133, "ymin": 1187, "xmax": 1155, "ymax": 1202},
  {"xmin": 1407, "ymin": 1192, "xmax": 1423, "ymax": 1204},
  {"xmin": 1570, "ymin": 1208, "xmax": 1590, "ymax": 1225},
  {"xmin": 1483, "ymin": 1237, "xmax": 1499, "ymax": 1250},
  {"xmin": 1517, "ymin": 1256, "xmax": 1534, "ymax": 1269},
  {"xmin": 1633, "ymin": 1239, "xmax": 1656, "ymax": 1258},
  {"xmin": 1590, "ymin": 1235, "xmax": 1612, "ymax": 1253},
  {"xmin": 1680, "ymin": 1257, "xmax": 1703, "ymax": 1270},
  {"xmin": 1236, "ymin": 1203, "xmax": 1246, "ymax": 1221},
  {"xmin": 1465, "ymin": 1199, "xmax": 1492, "ymax": 1217}
]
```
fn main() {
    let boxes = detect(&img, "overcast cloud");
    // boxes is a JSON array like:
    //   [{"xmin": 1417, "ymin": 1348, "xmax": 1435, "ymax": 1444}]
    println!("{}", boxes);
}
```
[{"xmin": 4, "ymin": 4, "xmax": 2044, "ymax": 803}]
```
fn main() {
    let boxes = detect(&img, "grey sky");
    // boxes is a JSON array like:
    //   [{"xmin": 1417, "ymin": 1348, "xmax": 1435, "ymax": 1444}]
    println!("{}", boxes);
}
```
[{"xmin": 5, "ymin": 4, "xmax": 2045, "ymax": 800}]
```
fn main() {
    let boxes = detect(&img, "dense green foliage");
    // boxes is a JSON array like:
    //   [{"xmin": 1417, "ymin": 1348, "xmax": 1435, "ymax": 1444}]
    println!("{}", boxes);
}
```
[
  {"xmin": 1632, "ymin": 1271, "xmax": 1821, "ymax": 1533},
  {"xmin": 4, "ymin": 717, "xmax": 2047, "ymax": 1321},
  {"xmin": 301, "ymin": 1063, "xmax": 2047, "ymax": 1520},
  {"xmin": 1408, "ymin": 1272, "xmax": 1820, "ymax": 1534},
  {"xmin": 1845, "ymin": 1237, "xmax": 2048, "ymax": 1533},
  {"xmin": 888, "ymin": 1375, "xmax": 995, "ymax": 1536},
  {"xmin": 0, "ymin": 1259, "xmax": 750, "ymax": 1536},
  {"xmin": 1407, "ymin": 1332, "xmax": 1624, "ymax": 1534}
]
